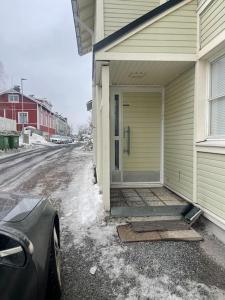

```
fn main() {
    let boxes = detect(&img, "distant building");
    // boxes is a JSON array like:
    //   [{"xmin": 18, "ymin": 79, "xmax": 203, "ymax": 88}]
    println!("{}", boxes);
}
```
[
  {"xmin": 55, "ymin": 113, "xmax": 70, "ymax": 136},
  {"xmin": 0, "ymin": 87, "xmax": 56, "ymax": 137}
]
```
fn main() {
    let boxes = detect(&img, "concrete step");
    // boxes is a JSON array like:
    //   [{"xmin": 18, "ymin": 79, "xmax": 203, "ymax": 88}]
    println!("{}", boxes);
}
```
[{"xmin": 111, "ymin": 203, "xmax": 192, "ymax": 218}]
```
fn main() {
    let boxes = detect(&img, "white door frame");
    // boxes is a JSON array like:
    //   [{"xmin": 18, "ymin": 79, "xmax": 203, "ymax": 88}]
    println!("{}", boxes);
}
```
[{"xmin": 110, "ymin": 85, "xmax": 164, "ymax": 188}]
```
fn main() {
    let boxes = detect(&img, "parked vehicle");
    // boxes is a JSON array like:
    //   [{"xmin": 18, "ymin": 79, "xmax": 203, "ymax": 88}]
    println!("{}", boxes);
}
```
[
  {"xmin": 67, "ymin": 137, "xmax": 73, "ymax": 144},
  {"xmin": 0, "ymin": 193, "xmax": 61, "ymax": 300},
  {"xmin": 50, "ymin": 135, "xmax": 73, "ymax": 144},
  {"xmin": 60, "ymin": 136, "xmax": 73, "ymax": 144},
  {"xmin": 50, "ymin": 135, "xmax": 62, "ymax": 144}
]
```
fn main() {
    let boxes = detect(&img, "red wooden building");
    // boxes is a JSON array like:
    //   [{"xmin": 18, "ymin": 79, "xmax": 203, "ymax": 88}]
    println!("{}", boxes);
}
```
[{"xmin": 0, "ymin": 87, "xmax": 56, "ymax": 137}]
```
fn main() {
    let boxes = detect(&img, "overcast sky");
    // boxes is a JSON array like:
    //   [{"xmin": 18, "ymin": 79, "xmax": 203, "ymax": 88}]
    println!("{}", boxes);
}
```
[{"xmin": 0, "ymin": 0, "xmax": 92, "ymax": 131}]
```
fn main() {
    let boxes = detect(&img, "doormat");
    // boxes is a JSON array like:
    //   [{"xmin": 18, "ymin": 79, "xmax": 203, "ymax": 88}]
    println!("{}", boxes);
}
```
[{"xmin": 117, "ymin": 224, "xmax": 203, "ymax": 243}]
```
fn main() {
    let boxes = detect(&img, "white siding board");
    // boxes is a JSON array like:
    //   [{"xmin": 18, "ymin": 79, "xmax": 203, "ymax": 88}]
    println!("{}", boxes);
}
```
[
  {"xmin": 164, "ymin": 67, "xmax": 194, "ymax": 200},
  {"xmin": 197, "ymin": 152, "xmax": 225, "ymax": 220},
  {"xmin": 108, "ymin": 1, "xmax": 197, "ymax": 54},
  {"xmin": 104, "ymin": 0, "xmax": 159, "ymax": 36},
  {"xmin": 200, "ymin": 0, "xmax": 225, "ymax": 48},
  {"xmin": 110, "ymin": 46, "xmax": 196, "ymax": 54}
]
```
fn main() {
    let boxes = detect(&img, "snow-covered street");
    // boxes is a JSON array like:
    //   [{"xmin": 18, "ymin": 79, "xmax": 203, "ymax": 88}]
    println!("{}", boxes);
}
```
[{"xmin": 2, "ymin": 146, "xmax": 225, "ymax": 299}]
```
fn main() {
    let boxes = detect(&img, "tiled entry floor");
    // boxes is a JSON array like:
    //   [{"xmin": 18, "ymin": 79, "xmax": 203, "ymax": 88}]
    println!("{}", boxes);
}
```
[{"xmin": 110, "ymin": 187, "xmax": 187, "ymax": 208}]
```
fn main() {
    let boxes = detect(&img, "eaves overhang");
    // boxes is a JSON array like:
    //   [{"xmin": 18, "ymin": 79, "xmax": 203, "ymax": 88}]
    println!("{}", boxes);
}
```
[
  {"xmin": 71, "ymin": 0, "xmax": 95, "ymax": 56},
  {"xmin": 93, "ymin": 0, "xmax": 185, "ymax": 53}
]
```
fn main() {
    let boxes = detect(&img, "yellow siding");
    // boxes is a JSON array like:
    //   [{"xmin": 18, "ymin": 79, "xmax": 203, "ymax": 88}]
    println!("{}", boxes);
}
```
[
  {"xmin": 104, "ymin": 0, "xmax": 159, "ymax": 36},
  {"xmin": 109, "ymin": 1, "xmax": 197, "ymax": 54},
  {"xmin": 197, "ymin": 152, "xmax": 225, "ymax": 220},
  {"xmin": 164, "ymin": 67, "xmax": 195, "ymax": 200},
  {"xmin": 123, "ymin": 92, "xmax": 161, "ymax": 172},
  {"xmin": 200, "ymin": 0, "xmax": 225, "ymax": 49}
]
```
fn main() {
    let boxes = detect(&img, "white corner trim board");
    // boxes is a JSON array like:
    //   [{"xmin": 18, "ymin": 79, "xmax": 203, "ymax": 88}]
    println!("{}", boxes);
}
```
[
  {"xmin": 95, "ymin": 0, "xmax": 104, "ymax": 43},
  {"xmin": 95, "ymin": 52, "xmax": 197, "ymax": 62},
  {"xmin": 101, "ymin": 65, "xmax": 110, "ymax": 212}
]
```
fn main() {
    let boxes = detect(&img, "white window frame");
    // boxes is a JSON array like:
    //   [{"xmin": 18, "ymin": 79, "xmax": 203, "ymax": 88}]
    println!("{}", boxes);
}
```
[
  {"xmin": 18, "ymin": 112, "xmax": 28, "ymax": 124},
  {"xmin": 8, "ymin": 94, "xmax": 19, "ymax": 103},
  {"xmin": 207, "ymin": 54, "xmax": 225, "ymax": 140}
]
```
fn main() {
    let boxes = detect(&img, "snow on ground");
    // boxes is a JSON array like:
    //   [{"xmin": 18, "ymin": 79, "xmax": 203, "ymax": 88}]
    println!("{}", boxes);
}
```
[
  {"xmin": 49, "ymin": 149, "xmax": 225, "ymax": 300},
  {"xmin": 19, "ymin": 132, "xmax": 54, "ymax": 147},
  {"xmin": 0, "ymin": 132, "xmax": 56, "ymax": 159},
  {"xmin": 5, "ymin": 146, "xmax": 224, "ymax": 299},
  {"xmin": 0, "ymin": 143, "xmax": 41, "ymax": 159},
  {"xmin": 0, "ymin": 132, "xmax": 57, "ymax": 159},
  {"xmin": 54, "ymin": 155, "xmax": 112, "ymax": 247}
]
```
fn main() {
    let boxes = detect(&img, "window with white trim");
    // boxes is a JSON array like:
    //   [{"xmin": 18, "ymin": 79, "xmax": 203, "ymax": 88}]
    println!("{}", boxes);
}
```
[
  {"xmin": 209, "ymin": 56, "xmax": 225, "ymax": 137},
  {"xmin": 18, "ymin": 112, "xmax": 28, "ymax": 124},
  {"xmin": 8, "ymin": 94, "xmax": 19, "ymax": 103}
]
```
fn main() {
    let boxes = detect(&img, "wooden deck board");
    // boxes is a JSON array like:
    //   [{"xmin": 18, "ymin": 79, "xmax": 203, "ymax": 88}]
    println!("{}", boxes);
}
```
[
  {"xmin": 117, "ymin": 225, "xmax": 203, "ymax": 243},
  {"xmin": 130, "ymin": 220, "xmax": 191, "ymax": 232}
]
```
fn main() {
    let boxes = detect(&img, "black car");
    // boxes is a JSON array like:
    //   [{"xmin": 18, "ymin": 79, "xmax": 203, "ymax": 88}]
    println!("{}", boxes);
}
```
[{"xmin": 0, "ymin": 193, "xmax": 61, "ymax": 300}]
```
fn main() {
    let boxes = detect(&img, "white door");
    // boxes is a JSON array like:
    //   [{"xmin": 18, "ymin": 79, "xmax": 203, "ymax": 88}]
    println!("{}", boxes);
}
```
[{"xmin": 111, "ymin": 90, "xmax": 162, "ymax": 184}]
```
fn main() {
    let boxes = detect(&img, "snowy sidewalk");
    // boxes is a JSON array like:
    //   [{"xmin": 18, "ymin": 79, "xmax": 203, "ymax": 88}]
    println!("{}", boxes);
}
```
[
  {"xmin": 49, "ymin": 150, "xmax": 225, "ymax": 300},
  {"xmin": 9, "ymin": 146, "xmax": 225, "ymax": 300}
]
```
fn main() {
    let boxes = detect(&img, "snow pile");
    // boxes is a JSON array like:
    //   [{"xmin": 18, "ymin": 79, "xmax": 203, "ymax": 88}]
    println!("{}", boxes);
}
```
[
  {"xmin": 19, "ymin": 132, "xmax": 53, "ymax": 147},
  {"xmin": 58, "ymin": 154, "xmax": 107, "ymax": 246},
  {"xmin": 76, "ymin": 123, "xmax": 93, "ymax": 151},
  {"xmin": 29, "ymin": 133, "xmax": 49, "ymax": 145},
  {"xmin": 80, "ymin": 133, "xmax": 93, "ymax": 151}
]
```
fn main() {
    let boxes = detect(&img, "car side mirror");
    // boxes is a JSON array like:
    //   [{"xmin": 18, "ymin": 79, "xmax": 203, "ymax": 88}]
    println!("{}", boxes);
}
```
[{"xmin": 0, "ymin": 227, "xmax": 33, "ymax": 268}]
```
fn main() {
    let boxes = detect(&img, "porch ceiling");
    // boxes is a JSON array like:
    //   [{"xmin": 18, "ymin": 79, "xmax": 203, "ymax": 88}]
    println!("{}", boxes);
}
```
[{"xmin": 109, "ymin": 60, "xmax": 194, "ymax": 86}]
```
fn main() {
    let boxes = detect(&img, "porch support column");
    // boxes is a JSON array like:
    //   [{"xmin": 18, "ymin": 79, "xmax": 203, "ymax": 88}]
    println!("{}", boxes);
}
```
[
  {"xmin": 96, "ymin": 84, "xmax": 102, "ymax": 190},
  {"xmin": 101, "ymin": 65, "xmax": 110, "ymax": 212},
  {"xmin": 92, "ymin": 84, "xmax": 97, "ymax": 166},
  {"xmin": 193, "ymin": 60, "xmax": 208, "ymax": 204}
]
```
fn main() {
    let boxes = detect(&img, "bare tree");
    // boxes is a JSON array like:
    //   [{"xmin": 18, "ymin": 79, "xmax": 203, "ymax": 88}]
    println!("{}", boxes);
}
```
[{"xmin": 76, "ymin": 120, "xmax": 93, "ymax": 151}]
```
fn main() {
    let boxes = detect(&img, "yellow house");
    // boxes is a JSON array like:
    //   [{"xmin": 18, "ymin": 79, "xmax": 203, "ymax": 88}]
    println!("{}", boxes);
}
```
[{"xmin": 71, "ymin": 0, "xmax": 225, "ymax": 233}]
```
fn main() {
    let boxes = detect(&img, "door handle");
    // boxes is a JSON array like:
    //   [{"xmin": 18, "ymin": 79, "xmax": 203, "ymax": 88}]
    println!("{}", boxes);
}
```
[
  {"xmin": 0, "ymin": 246, "xmax": 23, "ymax": 258},
  {"xmin": 124, "ymin": 126, "xmax": 130, "ymax": 155}
]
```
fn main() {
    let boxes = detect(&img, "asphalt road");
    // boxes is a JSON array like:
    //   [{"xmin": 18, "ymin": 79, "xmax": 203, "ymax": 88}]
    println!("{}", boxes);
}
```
[{"xmin": 2, "ymin": 146, "xmax": 225, "ymax": 300}]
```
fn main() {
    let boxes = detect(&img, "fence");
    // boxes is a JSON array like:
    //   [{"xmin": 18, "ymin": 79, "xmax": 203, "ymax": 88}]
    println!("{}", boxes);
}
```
[{"xmin": 0, "ymin": 117, "xmax": 17, "ymax": 131}]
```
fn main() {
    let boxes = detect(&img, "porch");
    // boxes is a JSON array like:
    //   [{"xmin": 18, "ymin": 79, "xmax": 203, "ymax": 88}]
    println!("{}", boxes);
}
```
[
  {"xmin": 94, "ymin": 58, "xmax": 196, "ymax": 216},
  {"xmin": 110, "ymin": 187, "xmax": 191, "ymax": 217}
]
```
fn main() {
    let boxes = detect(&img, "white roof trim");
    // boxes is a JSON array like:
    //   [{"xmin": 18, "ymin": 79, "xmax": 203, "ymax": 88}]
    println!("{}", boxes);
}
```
[{"xmin": 71, "ymin": 0, "xmax": 94, "ymax": 56}]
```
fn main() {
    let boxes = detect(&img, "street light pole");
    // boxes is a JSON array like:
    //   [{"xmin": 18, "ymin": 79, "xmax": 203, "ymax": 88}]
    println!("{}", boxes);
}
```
[{"xmin": 20, "ymin": 78, "xmax": 27, "ymax": 134}]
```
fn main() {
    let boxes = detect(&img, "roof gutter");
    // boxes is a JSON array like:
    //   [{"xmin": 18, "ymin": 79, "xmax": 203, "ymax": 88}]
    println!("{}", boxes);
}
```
[{"xmin": 93, "ymin": 0, "xmax": 185, "ymax": 53}]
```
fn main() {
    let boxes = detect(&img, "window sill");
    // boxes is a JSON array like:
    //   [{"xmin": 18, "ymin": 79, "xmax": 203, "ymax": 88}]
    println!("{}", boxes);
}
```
[{"xmin": 196, "ymin": 140, "xmax": 225, "ymax": 148}]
